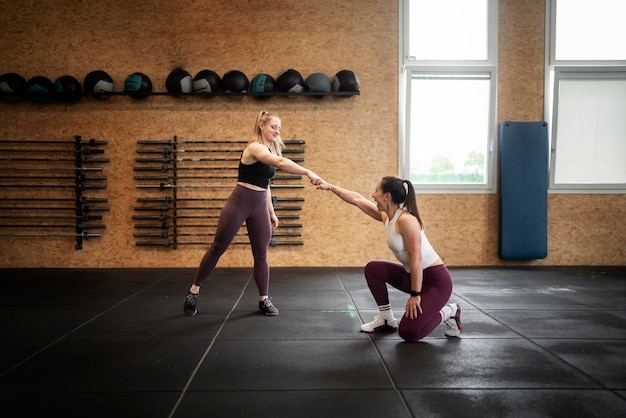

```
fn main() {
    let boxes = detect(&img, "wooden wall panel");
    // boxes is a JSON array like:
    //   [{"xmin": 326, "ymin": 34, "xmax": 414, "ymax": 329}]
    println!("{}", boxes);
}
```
[
  {"xmin": 498, "ymin": 0, "xmax": 546, "ymax": 121},
  {"xmin": 0, "ymin": 0, "xmax": 623, "ymax": 268}
]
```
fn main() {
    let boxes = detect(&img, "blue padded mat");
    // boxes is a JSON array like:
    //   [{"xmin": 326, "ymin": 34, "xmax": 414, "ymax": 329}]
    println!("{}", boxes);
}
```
[{"xmin": 499, "ymin": 121, "xmax": 548, "ymax": 260}]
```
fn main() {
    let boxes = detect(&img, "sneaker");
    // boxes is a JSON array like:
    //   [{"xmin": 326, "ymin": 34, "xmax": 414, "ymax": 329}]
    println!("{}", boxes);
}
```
[
  {"xmin": 259, "ymin": 298, "xmax": 279, "ymax": 316},
  {"xmin": 444, "ymin": 304, "xmax": 462, "ymax": 337},
  {"xmin": 360, "ymin": 314, "xmax": 398, "ymax": 333},
  {"xmin": 184, "ymin": 291, "xmax": 199, "ymax": 316}
]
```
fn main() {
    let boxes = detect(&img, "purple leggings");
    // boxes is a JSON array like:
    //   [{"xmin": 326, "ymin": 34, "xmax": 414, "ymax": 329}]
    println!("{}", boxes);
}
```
[
  {"xmin": 364, "ymin": 260, "xmax": 453, "ymax": 342},
  {"xmin": 193, "ymin": 185, "xmax": 271, "ymax": 295}
]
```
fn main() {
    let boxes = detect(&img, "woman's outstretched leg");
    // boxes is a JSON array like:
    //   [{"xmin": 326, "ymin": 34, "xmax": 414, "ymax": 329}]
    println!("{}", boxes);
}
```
[{"xmin": 184, "ymin": 188, "xmax": 249, "ymax": 316}]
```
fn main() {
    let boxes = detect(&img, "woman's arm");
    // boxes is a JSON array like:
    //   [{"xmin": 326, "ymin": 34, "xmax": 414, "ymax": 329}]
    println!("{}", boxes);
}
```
[
  {"xmin": 398, "ymin": 213, "xmax": 424, "ymax": 319},
  {"xmin": 267, "ymin": 187, "xmax": 278, "ymax": 229},
  {"xmin": 317, "ymin": 181, "xmax": 383, "ymax": 222},
  {"xmin": 245, "ymin": 142, "xmax": 321, "ymax": 184}
]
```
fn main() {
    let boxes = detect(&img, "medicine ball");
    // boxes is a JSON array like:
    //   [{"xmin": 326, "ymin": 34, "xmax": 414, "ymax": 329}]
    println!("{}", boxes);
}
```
[
  {"xmin": 332, "ymin": 70, "xmax": 360, "ymax": 95},
  {"xmin": 0, "ymin": 72, "xmax": 27, "ymax": 101},
  {"xmin": 304, "ymin": 73, "xmax": 332, "ymax": 99},
  {"xmin": 221, "ymin": 70, "xmax": 249, "ymax": 94},
  {"xmin": 193, "ymin": 70, "xmax": 221, "ymax": 95},
  {"xmin": 250, "ymin": 73, "xmax": 275, "ymax": 100},
  {"xmin": 26, "ymin": 76, "xmax": 54, "ymax": 104},
  {"xmin": 84, "ymin": 70, "xmax": 114, "ymax": 99},
  {"xmin": 276, "ymin": 69, "xmax": 304, "ymax": 93},
  {"xmin": 166, "ymin": 68, "xmax": 192, "ymax": 96},
  {"xmin": 124, "ymin": 72, "xmax": 152, "ymax": 99},
  {"xmin": 54, "ymin": 75, "xmax": 83, "ymax": 102}
]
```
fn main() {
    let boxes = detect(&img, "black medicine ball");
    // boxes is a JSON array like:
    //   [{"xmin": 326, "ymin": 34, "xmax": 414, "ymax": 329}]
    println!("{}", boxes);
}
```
[
  {"xmin": 193, "ymin": 70, "xmax": 221, "ymax": 95},
  {"xmin": 276, "ymin": 69, "xmax": 304, "ymax": 93},
  {"xmin": 332, "ymin": 70, "xmax": 360, "ymax": 94},
  {"xmin": 166, "ymin": 68, "xmax": 192, "ymax": 96},
  {"xmin": 221, "ymin": 70, "xmax": 249, "ymax": 94},
  {"xmin": 84, "ymin": 70, "xmax": 114, "ymax": 99},
  {"xmin": 124, "ymin": 72, "xmax": 152, "ymax": 99},
  {"xmin": 250, "ymin": 73, "xmax": 276, "ymax": 100},
  {"xmin": 26, "ymin": 76, "xmax": 54, "ymax": 104},
  {"xmin": 0, "ymin": 72, "xmax": 27, "ymax": 101},
  {"xmin": 54, "ymin": 75, "xmax": 83, "ymax": 102},
  {"xmin": 304, "ymin": 73, "xmax": 332, "ymax": 99}
]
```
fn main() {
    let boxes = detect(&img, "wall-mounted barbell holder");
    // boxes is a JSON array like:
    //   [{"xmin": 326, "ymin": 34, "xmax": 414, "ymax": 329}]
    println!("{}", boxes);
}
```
[
  {"xmin": 0, "ymin": 135, "xmax": 109, "ymax": 249},
  {"xmin": 133, "ymin": 136, "xmax": 307, "ymax": 249}
]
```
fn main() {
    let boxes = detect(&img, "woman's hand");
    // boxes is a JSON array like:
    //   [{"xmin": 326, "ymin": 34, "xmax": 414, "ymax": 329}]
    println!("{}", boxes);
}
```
[
  {"xmin": 307, "ymin": 171, "xmax": 322, "ymax": 186},
  {"xmin": 270, "ymin": 213, "xmax": 279, "ymax": 229},
  {"xmin": 405, "ymin": 295, "xmax": 423, "ymax": 320},
  {"xmin": 316, "ymin": 180, "xmax": 333, "ymax": 190}
]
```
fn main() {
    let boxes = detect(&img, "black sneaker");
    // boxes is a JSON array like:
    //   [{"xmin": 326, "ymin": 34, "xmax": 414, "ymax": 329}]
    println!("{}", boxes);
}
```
[
  {"xmin": 184, "ymin": 291, "xmax": 199, "ymax": 316},
  {"xmin": 259, "ymin": 298, "xmax": 279, "ymax": 316}
]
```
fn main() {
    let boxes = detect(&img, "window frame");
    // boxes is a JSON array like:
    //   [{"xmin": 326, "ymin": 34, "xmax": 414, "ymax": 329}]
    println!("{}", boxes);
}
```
[
  {"xmin": 399, "ymin": 0, "xmax": 499, "ymax": 194},
  {"xmin": 546, "ymin": 0, "xmax": 626, "ymax": 194}
]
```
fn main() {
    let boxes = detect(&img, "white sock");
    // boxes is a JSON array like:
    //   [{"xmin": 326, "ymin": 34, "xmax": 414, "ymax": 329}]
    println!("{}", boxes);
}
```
[
  {"xmin": 378, "ymin": 304, "xmax": 395, "ymax": 320},
  {"xmin": 440, "ymin": 303, "xmax": 456, "ymax": 322}
]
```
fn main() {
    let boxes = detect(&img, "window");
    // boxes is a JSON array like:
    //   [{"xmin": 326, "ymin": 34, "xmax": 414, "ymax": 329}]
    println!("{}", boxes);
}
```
[
  {"xmin": 547, "ymin": 0, "xmax": 626, "ymax": 193},
  {"xmin": 400, "ymin": 0, "xmax": 498, "ymax": 193}
]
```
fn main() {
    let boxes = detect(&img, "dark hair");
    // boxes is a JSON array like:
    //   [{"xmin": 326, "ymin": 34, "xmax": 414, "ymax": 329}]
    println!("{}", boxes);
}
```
[{"xmin": 380, "ymin": 176, "xmax": 423, "ymax": 228}]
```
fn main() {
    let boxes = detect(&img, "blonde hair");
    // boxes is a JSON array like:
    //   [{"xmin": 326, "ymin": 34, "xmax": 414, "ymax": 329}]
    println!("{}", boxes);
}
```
[{"xmin": 250, "ymin": 110, "xmax": 285, "ymax": 156}]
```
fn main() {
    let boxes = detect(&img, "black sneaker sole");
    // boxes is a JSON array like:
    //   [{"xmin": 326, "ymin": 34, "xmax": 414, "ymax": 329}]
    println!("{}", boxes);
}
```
[{"xmin": 360, "ymin": 324, "xmax": 397, "ymax": 333}]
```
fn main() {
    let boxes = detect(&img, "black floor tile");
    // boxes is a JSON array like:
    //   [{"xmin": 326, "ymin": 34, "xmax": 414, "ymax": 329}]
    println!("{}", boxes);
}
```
[
  {"xmin": 402, "ymin": 389, "xmax": 626, "ymax": 418},
  {"xmin": 376, "ymin": 338, "xmax": 601, "ymax": 390},
  {"xmin": 458, "ymin": 290, "xmax": 591, "ymax": 311},
  {"xmin": 1, "ymin": 266, "xmax": 625, "ymax": 417},
  {"xmin": 1, "ymin": 393, "xmax": 179, "ymax": 418},
  {"xmin": 240, "ymin": 289, "xmax": 355, "ymax": 312},
  {"xmin": 216, "ymin": 310, "xmax": 366, "ymax": 340},
  {"xmin": 488, "ymin": 309, "xmax": 626, "ymax": 339},
  {"xmin": 189, "ymin": 340, "xmax": 393, "ymax": 391},
  {"xmin": 176, "ymin": 390, "xmax": 408, "ymax": 418},
  {"xmin": 532, "ymin": 339, "xmax": 626, "ymax": 388},
  {"xmin": 0, "ymin": 338, "xmax": 210, "ymax": 394}
]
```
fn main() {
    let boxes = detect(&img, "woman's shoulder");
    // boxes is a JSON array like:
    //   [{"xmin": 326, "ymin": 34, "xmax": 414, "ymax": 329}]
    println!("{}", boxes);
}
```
[
  {"xmin": 397, "ymin": 210, "xmax": 421, "ymax": 229},
  {"xmin": 245, "ymin": 140, "xmax": 265, "ymax": 151},
  {"xmin": 243, "ymin": 141, "xmax": 267, "ymax": 158}
]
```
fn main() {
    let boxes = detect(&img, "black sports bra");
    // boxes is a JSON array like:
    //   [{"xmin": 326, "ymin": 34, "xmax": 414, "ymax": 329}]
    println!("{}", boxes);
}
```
[{"xmin": 237, "ymin": 159, "xmax": 276, "ymax": 189}]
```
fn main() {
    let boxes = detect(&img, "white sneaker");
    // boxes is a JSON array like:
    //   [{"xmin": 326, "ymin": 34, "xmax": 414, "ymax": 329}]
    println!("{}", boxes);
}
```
[
  {"xmin": 444, "ymin": 304, "xmax": 463, "ymax": 337},
  {"xmin": 360, "ymin": 314, "xmax": 398, "ymax": 333}
]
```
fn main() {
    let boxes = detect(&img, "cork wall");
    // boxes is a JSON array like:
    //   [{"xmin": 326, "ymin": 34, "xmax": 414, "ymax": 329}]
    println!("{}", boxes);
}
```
[{"xmin": 0, "ymin": 0, "xmax": 623, "ymax": 268}]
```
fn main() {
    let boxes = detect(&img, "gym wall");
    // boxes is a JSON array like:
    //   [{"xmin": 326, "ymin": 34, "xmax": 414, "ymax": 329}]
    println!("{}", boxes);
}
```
[{"xmin": 0, "ymin": 0, "xmax": 623, "ymax": 268}]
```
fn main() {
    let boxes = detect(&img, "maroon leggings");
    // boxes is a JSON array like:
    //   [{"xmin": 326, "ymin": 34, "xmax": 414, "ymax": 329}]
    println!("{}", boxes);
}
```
[
  {"xmin": 193, "ymin": 185, "xmax": 271, "ymax": 295},
  {"xmin": 364, "ymin": 261, "xmax": 453, "ymax": 342}
]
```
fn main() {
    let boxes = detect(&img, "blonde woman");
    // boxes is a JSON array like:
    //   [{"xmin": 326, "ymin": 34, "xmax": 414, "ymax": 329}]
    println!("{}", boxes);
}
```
[{"xmin": 184, "ymin": 110, "xmax": 322, "ymax": 316}]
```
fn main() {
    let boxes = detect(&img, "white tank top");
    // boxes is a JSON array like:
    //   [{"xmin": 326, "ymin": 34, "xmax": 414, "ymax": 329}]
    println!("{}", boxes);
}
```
[{"xmin": 385, "ymin": 207, "xmax": 440, "ymax": 273}]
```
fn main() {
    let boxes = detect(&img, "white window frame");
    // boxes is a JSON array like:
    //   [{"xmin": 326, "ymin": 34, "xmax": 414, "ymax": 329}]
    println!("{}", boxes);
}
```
[
  {"xmin": 546, "ymin": 0, "xmax": 626, "ymax": 194},
  {"xmin": 399, "ymin": 0, "xmax": 498, "ymax": 194}
]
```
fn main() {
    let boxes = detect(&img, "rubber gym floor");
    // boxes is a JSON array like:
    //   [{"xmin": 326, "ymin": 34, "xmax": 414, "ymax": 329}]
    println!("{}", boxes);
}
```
[{"xmin": 1, "ymin": 266, "xmax": 625, "ymax": 418}]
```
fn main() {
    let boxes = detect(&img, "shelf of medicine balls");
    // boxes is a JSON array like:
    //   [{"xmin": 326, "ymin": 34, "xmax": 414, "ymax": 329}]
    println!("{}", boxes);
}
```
[
  {"xmin": 0, "ymin": 69, "xmax": 359, "ymax": 103},
  {"xmin": 118, "ymin": 69, "xmax": 360, "ymax": 100},
  {"xmin": 0, "ymin": 136, "xmax": 110, "ymax": 249},
  {"xmin": 102, "ymin": 91, "xmax": 359, "ymax": 99},
  {"xmin": 132, "ymin": 136, "xmax": 305, "ymax": 249}
]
